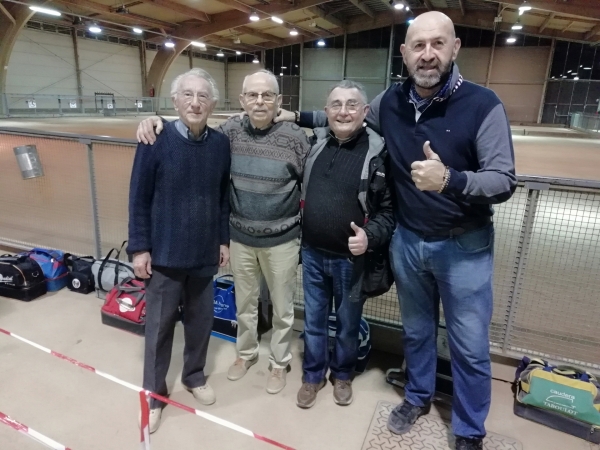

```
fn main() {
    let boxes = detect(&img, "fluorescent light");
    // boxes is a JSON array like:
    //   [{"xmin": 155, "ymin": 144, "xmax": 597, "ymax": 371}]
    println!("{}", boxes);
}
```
[
  {"xmin": 518, "ymin": 1, "xmax": 531, "ymax": 14},
  {"xmin": 562, "ymin": 75, "xmax": 567, "ymax": 78},
  {"xmin": 512, "ymin": 24, "xmax": 522, "ymax": 30},
  {"xmin": 29, "ymin": 6, "xmax": 61, "ymax": 16},
  {"xmin": 279, "ymin": 72, "xmax": 283, "ymax": 76},
  {"xmin": 216, "ymin": 50, "xmax": 224, "ymax": 57},
  {"xmin": 572, "ymin": 73, "xmax": 578, "ymax": 76},
  {"xmin": 281, "ymin": 66, "xmax": 287, "ymax": 69},
  {"xmin": 271, "ymin": 16, "xmax": 283, "ymax": 24},
  {"xmin": 506, "ymin": 37, "xmax": 517, "ymax": 43},
  {"xmin": 236, "ymin": 51, "xmax": 241, "ymax": 55},
  {"xmin": 574, "ymin": 76, "xmax": 579, "ymax": 80},
  {"xmin": 394, "ymin": 3, "xmax": 404, "ymax": 10},
  {"xmin": 405, "ymin": 6, "xmax": 410, "ymax": 11},
  {"xmin": 165, "ymin": 40, "xmax": 175, "ymax": 48},
  {"xmin": 583, "ymin": 67, "xmax": 592, "ymax": 70},
  {"xmin": 252, "ymin": 57, "xmax": 259, "ymax": 64},
  {"xmin": 249, "ymin": 12, "xmax": 259, "ymax": 21},
  {"xmin": 132, "ymin": 27, "xmax": 143, "ymax": 34},
  {"xmin": 567, "ymin": 70, "xmax": 572, "ymax": 73},
  {"xmin": 317, "ymin": 39, "xmax": 325, "ymax": 46},
  {"xmin": 89, "ymin": 25, "xmax": 102, "ymax": 33},
  {"xmin": 191, "ymin": 41, "xmax": 206, "ymax": 48},
  {"xmin": 289, "ymin": 28, "xmax": 299, "ymax": 36}
]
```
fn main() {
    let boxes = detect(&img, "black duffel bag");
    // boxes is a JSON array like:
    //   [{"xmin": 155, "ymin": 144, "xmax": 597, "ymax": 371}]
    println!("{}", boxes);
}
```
[
  {"xmin": 64, "ymin": 254, "xmax": 96, "ymax": 294},
  {"xmin": 0, "ymin": 254, "xmax": 47, "ymax": 301}
]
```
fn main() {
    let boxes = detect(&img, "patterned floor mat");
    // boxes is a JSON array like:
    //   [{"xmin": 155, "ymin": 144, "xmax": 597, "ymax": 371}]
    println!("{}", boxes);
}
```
[{"xmin": 362, "ymin": 401, "xmax": 523, "ymax": 450}]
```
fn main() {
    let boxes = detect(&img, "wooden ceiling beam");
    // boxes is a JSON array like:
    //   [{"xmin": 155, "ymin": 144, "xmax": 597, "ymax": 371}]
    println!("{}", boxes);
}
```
[
  {"xmin": 51, "ymin": 0, "xmax": 177, "ymax": 29},
  {"xmin": 348, "ymin": 0, "xmax": 375, "ymax": 18},
  {"xmin": 308, "ymin": 5, "xmax": 345, "ymax": 29},
  {"xmin": 136, "ymin": 0, "xmax": 210, "ymax": 22},
  {"xmin": 458, "ymin": 0, "xmax": 466, "ymax": 16},
  {"xmin": 584, "ymin": 24, "xmax": 600, "ymax": 41},
  {"xmin": 483, "ymin": 0, "xmax": 600, "ymax": 22},
  {"xmin": 538, "ymin": 13, "xmax": 554, "ymax": 33},
  {"xmin": 236, "ymin": 25, "xmax": 285, "ymax": 44}
]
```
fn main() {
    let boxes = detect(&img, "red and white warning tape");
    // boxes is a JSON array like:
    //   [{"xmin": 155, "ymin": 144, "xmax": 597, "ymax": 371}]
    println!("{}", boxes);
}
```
[
  {"xmin": 0, "ymin": 327, "xmax": 295, "ymax": 450},
  {"xmin": 0, "ymin": 411, "xmax": 72, "ymax": 450}
]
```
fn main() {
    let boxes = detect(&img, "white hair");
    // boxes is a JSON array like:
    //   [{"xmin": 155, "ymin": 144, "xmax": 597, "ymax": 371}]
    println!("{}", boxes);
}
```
[
  {"xmin": 328, "ymin": 80, "xmax": 368, "ymax": 104},
  {"xmin": 242, "ymin": 69, "xmax": 279, "ymax": 95},
  {"xmin": 170, "ymin": 68, "xmax": 219, "ymax": 101}
]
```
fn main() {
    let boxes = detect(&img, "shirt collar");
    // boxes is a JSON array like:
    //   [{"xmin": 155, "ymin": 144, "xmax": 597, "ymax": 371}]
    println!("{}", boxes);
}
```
[
  {"xmin": 175, "ymin": 119, "xmax": 208, "ymax": 142},
  {"xmin": 243, "ymin": 116, "xmax": 275, "ymax": 136},
  {"xmin": 404, "ymin": 63, "xmax": 463, "ymax": 111}
]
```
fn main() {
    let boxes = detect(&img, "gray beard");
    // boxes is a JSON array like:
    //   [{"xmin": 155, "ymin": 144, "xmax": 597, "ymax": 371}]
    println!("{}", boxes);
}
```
[{"xmin": 410, "ymin": 62, "xmax": 452, "ymax": 90}]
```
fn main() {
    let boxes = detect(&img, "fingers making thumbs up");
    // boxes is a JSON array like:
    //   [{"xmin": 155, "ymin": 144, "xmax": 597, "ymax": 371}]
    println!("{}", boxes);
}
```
[
  {"xmin": 348, "ymin": 222, "xmax": 368, "ymax": 256},
  {"xmin": 411, "ymin": 141, "xmax": 447, "ymax": 191}
]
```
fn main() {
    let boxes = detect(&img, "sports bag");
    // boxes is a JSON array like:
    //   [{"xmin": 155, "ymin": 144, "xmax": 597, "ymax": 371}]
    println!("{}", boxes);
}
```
[
  {"xmin": 101, "ymin": 278, "xmax": 146, "ymax": 324},
  {"xmin": 212, "ymin": 275, "xmax": 237, "ymax": 340},
  {"xmin": 64, "ymin": 254, "xmax": 96, "ymax": 294},
  {"xmin": 92, "ymin": 241, "xmax": 135, "ymax": 298},
  {"xmin": 515, "ymin": 356, "xmax": 600, "ymax": 426},
  {"xmin": 0, "ymin": 254, "xmax": 47, "ymax": 301},
  {"xmin": 19, "ymin": 248, "xmax": 69, "ymax": 291}
]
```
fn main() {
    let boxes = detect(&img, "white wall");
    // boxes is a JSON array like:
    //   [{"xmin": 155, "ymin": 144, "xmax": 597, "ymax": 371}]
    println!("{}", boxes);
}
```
[
  {"xmin": 227, "ymin": 62, "xmax": 263, "ymax": 108},
  {"xmin": 192, "ymin": 58, "xmax": 225, "ymax": 109},
  {"xmin": 77, "ymin": 38, "xmax": 141, "ymax": 97},
  {"xmin": 345, "ymin": 48, "xmax": 387, "ymax": 103},
  {"xmin": 6, "ymin": 29, "xmax": 77, "ymax": 96},
  {"xmin": 302, "ymin": 48, "xmax": 344, "ymax": 111}
]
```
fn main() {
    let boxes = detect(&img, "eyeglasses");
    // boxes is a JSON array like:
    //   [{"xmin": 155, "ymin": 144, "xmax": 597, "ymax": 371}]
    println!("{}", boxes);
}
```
[
  {"xmin": 243, "ymin": 91, "xmax": 277, "ymax": 104},
  {"xmin": 327, "ymin": 101, "xmax": 363, "ymax": 113},
  {"xmin": 179, "ymin": 91, "xmax": 212, "ymax": 104}
]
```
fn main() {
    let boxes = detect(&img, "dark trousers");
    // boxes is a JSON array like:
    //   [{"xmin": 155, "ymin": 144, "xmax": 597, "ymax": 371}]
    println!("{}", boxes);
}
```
[{"xmin": 143, "ymin": 267, "xmax": 214, "ymax": 408}]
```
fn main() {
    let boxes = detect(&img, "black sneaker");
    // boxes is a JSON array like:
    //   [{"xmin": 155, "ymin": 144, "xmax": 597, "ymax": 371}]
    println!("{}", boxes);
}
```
[
  {"xmin": 455, "ymin": 436, "xmax": 483, "ymax": 450},
  {"xmin": 386, "ymin": 400, "xmax": 431, "ymax": 435}
]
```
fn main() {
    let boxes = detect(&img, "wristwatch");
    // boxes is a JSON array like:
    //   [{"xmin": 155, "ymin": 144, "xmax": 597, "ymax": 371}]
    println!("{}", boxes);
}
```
[{"xmin": 294, "ymin": 110, "xmax": 300, "ymax": 123}]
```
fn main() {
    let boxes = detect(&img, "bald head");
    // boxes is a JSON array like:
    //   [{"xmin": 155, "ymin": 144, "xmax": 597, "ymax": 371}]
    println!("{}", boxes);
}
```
[
  {"xmin": 401, "ymin": 11, "xmax": 461, "ymax": 96},
  {"xmin": 406, "ymin": 11, "xmax": 456, "ymax": 43}
]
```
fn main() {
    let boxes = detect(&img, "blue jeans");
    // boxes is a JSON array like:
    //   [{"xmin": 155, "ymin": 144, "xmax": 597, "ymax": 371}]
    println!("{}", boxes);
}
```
[
  {"xmin": 390, "ymin": 224, "xmax": 494, "ymax": 439},
  {"xmin": 301, "ymin": 244, "xmax": 365, "ymax": 384}
]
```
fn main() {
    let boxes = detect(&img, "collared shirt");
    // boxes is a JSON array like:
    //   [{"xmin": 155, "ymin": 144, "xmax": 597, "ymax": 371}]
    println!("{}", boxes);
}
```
[
  {"xmin": 407, "ymin": 63, "xmax": 464, "ymax": 121},
  {"xmin": 175, "ymin": 119, "xmax": 208, "ymax": 142}
]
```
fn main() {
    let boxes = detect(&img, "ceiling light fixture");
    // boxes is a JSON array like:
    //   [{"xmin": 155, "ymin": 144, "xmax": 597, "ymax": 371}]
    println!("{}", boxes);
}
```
[
  {"xmin": 29, "ymin": 6, "xmax": 61, "ymax": 16},
  {"xmin": 252, "ymin": 56, "xmax": 259, "ymax": 64},
  {"xmin": 164, "ymin": 39, "xmax": 175, "ymax": 48},
  {"xmin": 249, "ymin": 11, "xmax": 260, "ymax": 21},
  {"xmin": 88, "ymin": 24, "xmax": 102, "ymax": 33},
  {"xmin": 512, "ymin": 18, "xmax": 523, "ymax": 30},
  {"xmin": 236, "ymin": 51, "xmax": 241, "ymax": 55},
  {"xmin": 390, "ymin": 0, "xmax": 405, "ymax": 10},
  {"xmin": 317, "ymin": 39, "xmax": 325, "ymax": 47},
  {"xmin": 216, "ymin": 50, "xmax": 224, "ymax": 57},
  {"xmin": 518, "ymin": 1, "xmax": 531, "ymax": 15},
  {"xmin": 506, "ymin": 37, "xmax": 517, "ymax": 43},
  {"xmin": 271, "ymin": 16, "xmax": 283, "ymax": 24},
  {"xmin": 290, "ymin": 28, "xmax": 299, "ymax": 36},
  {"xmin": 574, "ymin": 76, "xmax": 580, "ymax": 80},
  {"xmin": 132, "ymin": 27, "xmax": 143, "ymax": 34},
  {"xmin": 191, "ymin": 41, "xmax": 206, "ymax": 48},
  {"xmin": 281, "ymin": 66, "xmax": 287, "ymax": 69},
  {"xmin": 583, "ymin": 67, "xmax": 592, "ymax": 70}
]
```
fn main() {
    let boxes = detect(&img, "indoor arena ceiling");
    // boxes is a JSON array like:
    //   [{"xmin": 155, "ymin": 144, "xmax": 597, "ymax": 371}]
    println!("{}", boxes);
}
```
[{"xmin": 2, "ymin": 0, "xmax": 599, "ymax": 53}]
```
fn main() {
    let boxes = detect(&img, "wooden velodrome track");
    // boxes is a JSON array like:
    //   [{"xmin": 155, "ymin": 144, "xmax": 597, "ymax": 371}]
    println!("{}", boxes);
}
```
[{"xmin": 0, "ymin": 115, "xmax": 599, "ymax": 366}]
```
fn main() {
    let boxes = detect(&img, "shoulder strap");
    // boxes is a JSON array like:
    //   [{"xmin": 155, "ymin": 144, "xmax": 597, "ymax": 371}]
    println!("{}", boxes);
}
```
[{"xmin": 97, "ymin": 248, "xmax": 117, "ymax": 292}]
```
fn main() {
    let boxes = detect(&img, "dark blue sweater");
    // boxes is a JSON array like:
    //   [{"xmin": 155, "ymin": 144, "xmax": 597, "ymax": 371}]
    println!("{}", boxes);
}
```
[
  {"xmin": 127, "ymin": 121, "xmax": 231, "ymax": 273},
  {"xmin": 301, "ymin": 65, "xmax": 517, "ymax": 235}
]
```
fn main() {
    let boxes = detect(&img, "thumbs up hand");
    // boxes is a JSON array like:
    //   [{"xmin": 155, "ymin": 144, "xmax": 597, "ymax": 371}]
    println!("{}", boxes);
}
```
[
  {"xmin": 348, "ymin": 222, "xmax": 368, "ymax": 256},
  {"xmin": 410, "ymin": 141, "xmax": 446, "ymax": 191}
]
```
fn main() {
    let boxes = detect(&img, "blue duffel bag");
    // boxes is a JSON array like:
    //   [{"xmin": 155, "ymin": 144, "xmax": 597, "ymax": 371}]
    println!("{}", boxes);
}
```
[{"xmin": 19, "ymin": 248, "xmax": 69, "ymax": 291}]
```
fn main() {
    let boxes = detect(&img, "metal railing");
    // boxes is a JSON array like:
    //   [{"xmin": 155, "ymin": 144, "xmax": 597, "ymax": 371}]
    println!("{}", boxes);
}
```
[
  {"xmin": 569, "ymin": 112, "xmax": 600, "ymax": 134},
  {"xmin": 1, "ymin": 127, "xmax": 599, "ymax": 370},
  {"xmin": 1, "ymin": 93, "xmax": 176, "ymax": 117}
]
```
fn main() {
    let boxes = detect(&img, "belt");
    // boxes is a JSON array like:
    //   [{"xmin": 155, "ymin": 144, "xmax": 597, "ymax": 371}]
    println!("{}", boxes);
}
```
[{"xmin": 420, "ymin": 217, "xmax": 491, "ymax": 238}]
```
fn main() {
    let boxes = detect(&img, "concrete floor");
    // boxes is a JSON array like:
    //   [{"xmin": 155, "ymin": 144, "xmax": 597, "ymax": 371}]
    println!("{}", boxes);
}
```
[{"xmin": 0, "ymin": 290, "xmax": 598, "ymax": 450}]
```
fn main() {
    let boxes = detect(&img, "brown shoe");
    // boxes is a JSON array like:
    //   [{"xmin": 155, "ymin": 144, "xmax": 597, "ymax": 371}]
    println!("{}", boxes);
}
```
[
  {"xmin": 296, "ymin": 379, "xmax": 326, "ymax": 409},
  {"xmin": 332, "ymin": 378, "xmax": 353, "ymax": 406}
]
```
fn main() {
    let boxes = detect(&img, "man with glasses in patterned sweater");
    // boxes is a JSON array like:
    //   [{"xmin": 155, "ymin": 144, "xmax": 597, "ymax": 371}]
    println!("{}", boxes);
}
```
[{"xmin": 137, "ymin": 70, "xmax": 311, "ymax": 395}]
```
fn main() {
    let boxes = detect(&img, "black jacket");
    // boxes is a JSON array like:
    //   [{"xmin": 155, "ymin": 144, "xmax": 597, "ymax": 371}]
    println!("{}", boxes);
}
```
[{"xmin": 302, "ymin": 126, "xmax": 395, "ymax": 301}]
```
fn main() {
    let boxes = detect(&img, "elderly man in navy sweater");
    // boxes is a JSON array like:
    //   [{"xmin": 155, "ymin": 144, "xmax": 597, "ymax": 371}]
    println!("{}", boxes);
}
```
[
  {"xmin": 127, "ymin": 68, "xmax": 231, "ymax": 434},
  {"xmin": 280, "ymin": 11, "xmax": 516, "ymax": 450}
]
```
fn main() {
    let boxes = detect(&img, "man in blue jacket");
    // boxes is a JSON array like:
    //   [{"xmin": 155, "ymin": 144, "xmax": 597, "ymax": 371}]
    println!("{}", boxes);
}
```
[
  {"xmin": 279, "ymin": 11, "xmax": 516, "ymax": 450},
  {"xmin": 128, "ymin": 68, "xmax": 231, "ymax": 434}
]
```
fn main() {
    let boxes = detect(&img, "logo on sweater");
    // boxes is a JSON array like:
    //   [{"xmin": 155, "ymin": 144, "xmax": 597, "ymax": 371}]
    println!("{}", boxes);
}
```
[{"xmin": 0, "ymin": 275, "xmax": 14, "ymax": 283}]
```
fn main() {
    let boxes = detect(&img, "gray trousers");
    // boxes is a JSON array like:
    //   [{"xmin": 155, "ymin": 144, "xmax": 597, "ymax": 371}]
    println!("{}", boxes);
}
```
[{"xmin": 143, "ymin": 267, "xmax": 214, "ymax": 408}]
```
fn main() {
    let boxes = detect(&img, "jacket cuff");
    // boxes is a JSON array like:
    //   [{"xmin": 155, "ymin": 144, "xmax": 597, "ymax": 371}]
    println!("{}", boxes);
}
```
[
  {"xmin": 364, "ymin": 227, "xmax": 376, "ymax": 250},
  {"xmin": 298, "ymin": 112, "xmax": 313, "ymax": 128},
  {"xmin": 444, "ymin": 168, "xmax": 468, "ymax": 196}
]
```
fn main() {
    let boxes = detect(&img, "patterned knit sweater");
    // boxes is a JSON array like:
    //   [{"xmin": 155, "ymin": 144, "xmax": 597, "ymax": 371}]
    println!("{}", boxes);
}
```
[{"xmin": 218, "ymin": 116, "xmax": 311, "ymax": 248}]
